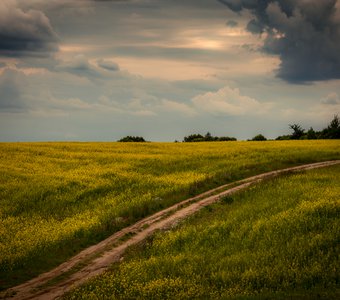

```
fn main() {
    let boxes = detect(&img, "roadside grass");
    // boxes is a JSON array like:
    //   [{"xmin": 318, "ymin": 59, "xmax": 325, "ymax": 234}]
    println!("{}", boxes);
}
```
[
  {"xmin": 64, "ymin": 164, "xmax": 340, "ymax": 299},
  {"xmin": 0, "ymin": 140, "xmax": 339, "ymax": 289}
]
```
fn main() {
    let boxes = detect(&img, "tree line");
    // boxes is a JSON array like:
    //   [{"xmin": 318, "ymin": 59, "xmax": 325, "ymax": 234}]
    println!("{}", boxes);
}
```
[
  {"xmin": 117, "ymin": 115, "xmax": 340, "ymax": 142},
  {"xmin": 183, "ymin": 132, "xmax": 237, "ymax": 142},
  {"xmin": 276, "ymin": 115, "xmax": 340, "ymax": 140}
]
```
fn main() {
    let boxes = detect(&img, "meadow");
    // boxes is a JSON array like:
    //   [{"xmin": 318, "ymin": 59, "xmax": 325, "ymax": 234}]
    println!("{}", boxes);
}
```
[
  {"xmin": 65, "ymin": 164, "xmax": 340, "ymax": 299},
  {"xmin": 0, "ymin": 140, "xmax": 339, "ymax": 290}
]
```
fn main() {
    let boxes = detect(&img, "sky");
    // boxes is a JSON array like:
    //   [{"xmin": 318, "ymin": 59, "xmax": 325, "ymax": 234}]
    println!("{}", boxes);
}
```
[{"xmin": 0, "ymin": 0, "xmax": 340, "ymax": 141}]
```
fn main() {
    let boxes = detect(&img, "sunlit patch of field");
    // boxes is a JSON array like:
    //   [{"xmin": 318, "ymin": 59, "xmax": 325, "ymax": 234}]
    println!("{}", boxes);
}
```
[
  {"xmin": 0, "ymin": 140, "xmax": 339, "ymax": 289},
  {"xmin": 65, "ymin": 164, "xmax": 340, "ymax": 300}
]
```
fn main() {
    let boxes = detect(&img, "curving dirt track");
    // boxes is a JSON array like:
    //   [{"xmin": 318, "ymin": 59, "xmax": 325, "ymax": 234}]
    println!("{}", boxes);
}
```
[{"xmin": 1, "ymin": 160, "xmax": 339, "ymax": 300}]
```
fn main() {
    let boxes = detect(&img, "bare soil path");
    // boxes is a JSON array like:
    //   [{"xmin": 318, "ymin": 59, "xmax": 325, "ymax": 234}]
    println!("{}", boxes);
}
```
[{"xmin": 2, "ymin": 160, "xmax": 339, "ymax": 300}]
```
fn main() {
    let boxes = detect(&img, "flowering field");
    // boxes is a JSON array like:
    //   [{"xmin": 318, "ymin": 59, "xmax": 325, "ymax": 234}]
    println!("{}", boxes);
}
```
[
  {"xmin": 0, "ymin": 140, "xmax": 339, "ymax": 289},
  {"xmin": 65, "ymin": 164, "xmax": 340, "ymax": 299}
]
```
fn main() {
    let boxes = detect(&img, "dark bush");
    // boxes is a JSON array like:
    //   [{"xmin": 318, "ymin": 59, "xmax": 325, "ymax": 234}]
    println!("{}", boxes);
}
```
[
  {"xmin": 251, "ymin": 134, "xmax": 267, "ymax": 141},
  {"xmin": 218, "ymin": 136, "xmax": 237, "ymax": 141},
  {"xmin": 118, "ymin": 136, "xmax": 146, "ymax": 142},
  {"xmin": 183, "ymin": 134, "xmax": 205, "ymax": 142},
  {"xmin": 183, "ymin": 132, "xmax": 236, "ymax": 142}
]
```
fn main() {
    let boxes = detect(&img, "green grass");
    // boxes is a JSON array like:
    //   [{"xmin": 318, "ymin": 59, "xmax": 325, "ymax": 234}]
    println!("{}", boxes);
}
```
[
  {"xmin": 65, "ymin": 164, "xmax": 340, "ymax": 299},
  {"xmin": 0, "ymin": 140, "xmax": 339, "ymax": 290}
]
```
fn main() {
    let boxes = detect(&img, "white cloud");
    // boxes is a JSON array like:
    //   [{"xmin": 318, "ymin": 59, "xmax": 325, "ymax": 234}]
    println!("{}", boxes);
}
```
[
  {"xmin": 309, "ymin": 95, "xmax": 340, "ymax": 119},
  {"xmin": 160, "ymin": 99, "xmax": 197, "ymax": 116},
  {"xmin": 131, "ymin": 110, "xmax": 156, "ymax": 116},
  {"xmin": 321, "ymin": 92, "xmax": 340, "ymax": 105},
  {"xmin": 191, "ymin": 86, "xmax": 273, "ymax": 116},
  {"xmin": 279, "ymin": 93, "xmax": 340, "ymax": 123},
  {"xmin": 49, "ymin": 95, "xmax": 93, "ymax": 111}
]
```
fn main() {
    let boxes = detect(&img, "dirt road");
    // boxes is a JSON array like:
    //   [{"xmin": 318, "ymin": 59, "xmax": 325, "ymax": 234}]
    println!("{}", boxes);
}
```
[{"xmin": 2, "ymin": 160, "xmax": 339, "ymax": 300}]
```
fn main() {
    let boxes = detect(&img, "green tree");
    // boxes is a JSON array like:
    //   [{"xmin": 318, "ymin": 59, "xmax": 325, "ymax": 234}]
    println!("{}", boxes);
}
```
[
  {"xmin": 118, "ymin": 136, "xmax": 146, "ymax": 142},
  {"xmin": 183, "ymin": 133, "xmax": 236, "ymax": 142},
  {"xmin": 183, "ymin": 134, "xmax": 205, "ymax": 142},
  {"xmin": 289, "ymin": 124, "xmax": 305, "ymax": 140},
  {"xmin": 204, "ymin": 132, "xmax": 213, "ymax": 141},
  {"xmin": 251, "ymin": 134, "xmax": 267, "ymax": 141},
  {"xmin": 327, "ymin": 115, "xmax": 340, "ymax": 139},
  {"xmin": 306, "ymin": 127, "xmax": 317, "ymax": 139}
]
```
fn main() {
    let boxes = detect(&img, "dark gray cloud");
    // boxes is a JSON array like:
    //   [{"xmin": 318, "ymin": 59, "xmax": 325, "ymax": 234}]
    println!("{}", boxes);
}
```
[
  {"xmin": 218, "ymin": 0, "xmax": 340, "ymax": 83},
  {"xmin": 226, "ymin": 19, "xmax": 238, "ymax": 27},
  {"xmin": 97, "ymin": 59, "xmax": 120, "ymax": 71},
  {"xmin": 56, "ymin": 55, "xmax": 122, "ymax": 80},
  {"xmin": 56, "ymin": 55, "xmax": 101, "ymax": 79},
  {"xmin": 0, "ymin": 1, "xmax": 58, "ymax": 57}
]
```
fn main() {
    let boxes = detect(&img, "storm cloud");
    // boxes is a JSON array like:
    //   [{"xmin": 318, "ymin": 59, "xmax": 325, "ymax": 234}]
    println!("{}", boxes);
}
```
[
  {"xmin": 0, "ymin": 0, "xmax": 58, "ymax": 57},
  {"xmin": 97, "ymin": 59, "xmax": 120, "ymax": 72},
  {"xmin": 218, "ymin": 0, "xmax": 340, "ymax": 83},
  {"xmin": 57, "ymin": 55, "xmax": 121, "ymax": 80}
]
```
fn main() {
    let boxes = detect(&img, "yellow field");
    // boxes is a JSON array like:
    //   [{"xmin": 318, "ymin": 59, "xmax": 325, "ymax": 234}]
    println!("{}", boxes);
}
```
[
  {"xmin": 65, "ymin": 164, "xmax": 340, "ymax": 299},
  {"xmin": 0, "ymin": 140, "xmax": 339, "ymax": 289}
]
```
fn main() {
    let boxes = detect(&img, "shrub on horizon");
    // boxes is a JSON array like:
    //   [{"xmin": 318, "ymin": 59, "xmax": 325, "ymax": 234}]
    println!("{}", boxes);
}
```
[
  {"xmin": 118, "ymin": 136, "xmax": 146, "ymax": 142},
  {"xmin": 250, "ymin": 134, "xmax": 267, "ymax": 141}
]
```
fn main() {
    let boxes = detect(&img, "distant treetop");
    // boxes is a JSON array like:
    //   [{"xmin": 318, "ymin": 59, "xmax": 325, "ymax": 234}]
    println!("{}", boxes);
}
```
[
  {"xmin": 183, "ymin": 132, "xmax": 236, "ymax": 142},
  {"xmin": 118, "ymin": 136, "xmax": 146, "ymax": 142},
  {"xmin": 250, "ymin": 134, "xmax": 267, "ymax": 141}
]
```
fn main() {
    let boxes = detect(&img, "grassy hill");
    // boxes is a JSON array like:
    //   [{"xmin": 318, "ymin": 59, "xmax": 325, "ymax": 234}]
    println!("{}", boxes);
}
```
[
  {"xmin": 65, "ymin": 164, "xmax": 340, "ymax": 299},
  {"xmin": 0, "ymin": 140, "xmax": 339, "ymax": 289}
]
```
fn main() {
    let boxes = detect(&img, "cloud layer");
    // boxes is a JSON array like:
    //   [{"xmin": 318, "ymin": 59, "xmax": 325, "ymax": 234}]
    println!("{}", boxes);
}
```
[
  {"xmin": 0, "ymin": 0, "xmax": 339, "ymax": 142},
  {"xmin": 218, "ymin": 0, "xmax": 340, "ymax": 83},
  {"xmin": 192, "ymin": 86, "xmax": 272, "ymax": 115}
]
